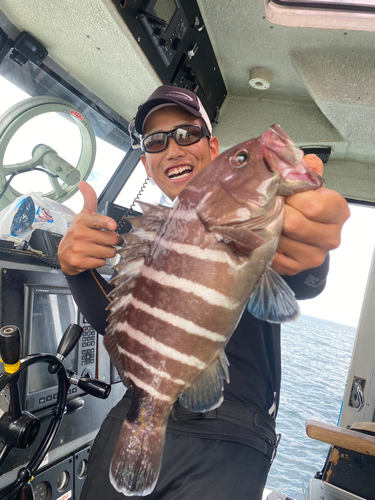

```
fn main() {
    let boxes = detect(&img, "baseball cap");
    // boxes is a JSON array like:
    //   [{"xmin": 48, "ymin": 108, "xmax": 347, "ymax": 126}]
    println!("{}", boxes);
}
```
[{"xmin": 134, "ymin": 85, "xmax": 212, "ymax": 136}]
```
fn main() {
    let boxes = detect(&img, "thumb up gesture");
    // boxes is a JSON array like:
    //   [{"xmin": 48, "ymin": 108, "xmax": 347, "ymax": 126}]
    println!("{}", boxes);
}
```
[{"xmin": 58, "ymin": 181, "xmax": 121, "ymax": 275}]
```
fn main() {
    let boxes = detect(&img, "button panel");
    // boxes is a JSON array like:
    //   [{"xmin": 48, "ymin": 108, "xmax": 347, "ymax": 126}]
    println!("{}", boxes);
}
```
[
  {"xmin": 139, "ymin": 0, "xmax": 188, "ymax": 67},
  {"xmin": 80, "ymin": 325, "xmax": 96, "ymax": 367}
]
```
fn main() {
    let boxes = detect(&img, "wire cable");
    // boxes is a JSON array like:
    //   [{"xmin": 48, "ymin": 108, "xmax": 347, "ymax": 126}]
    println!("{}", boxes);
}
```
[{"xmin": 0, "ymin": 168, "xmax": 59, "ymax": 201}]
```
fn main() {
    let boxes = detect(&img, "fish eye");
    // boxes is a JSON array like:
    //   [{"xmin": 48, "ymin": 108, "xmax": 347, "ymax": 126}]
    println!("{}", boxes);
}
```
[{"xmin": 231, "ymin": 150, "xmax": 250, "ymax": 167}]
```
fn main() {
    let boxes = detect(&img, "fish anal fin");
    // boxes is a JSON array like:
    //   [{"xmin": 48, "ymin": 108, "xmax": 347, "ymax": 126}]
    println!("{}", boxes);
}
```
[
  {"xmin": 247, "ymin": 266, "xmax": 299, "ymax": 322},
  {"xmin": 179, "ymin": 351, "xmax": 229, "ymax": 413}
]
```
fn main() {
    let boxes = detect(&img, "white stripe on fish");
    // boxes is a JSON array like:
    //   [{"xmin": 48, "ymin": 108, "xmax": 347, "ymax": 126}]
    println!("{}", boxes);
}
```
[
  {"xmin": 127, "ymin": 372, "xmax": 172, "ymax": 402},
  {"xmin": 117, "ymin": 345, "xmax": 187, "ymax": 385},
  {"xmin": 131, "ymin": 297, "xmax": 227, "ymax": 342},
  {"xmin": 156, "ymin": 238, "xmax": 246, "ymax": 267},
  {"xmin": 118, "ymin": 320, "xmax": 207, "ymax": 369},
  {"xmin": 141, "ymin": 266, "xmax": 240, "ymax": 310}
]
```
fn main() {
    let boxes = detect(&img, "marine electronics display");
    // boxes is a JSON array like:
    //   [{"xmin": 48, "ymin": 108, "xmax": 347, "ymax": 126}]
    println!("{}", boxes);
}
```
[
  {"xmin": 0, "ymin": 267, "xmax": 97, "ymax": 412},
  {"xmin": 112, "ymin": 0, "xmax": 227, "ymax": 122},
  {"xmin": 139, "ymin": 0, "xmax": 188, "ymax": 66}
]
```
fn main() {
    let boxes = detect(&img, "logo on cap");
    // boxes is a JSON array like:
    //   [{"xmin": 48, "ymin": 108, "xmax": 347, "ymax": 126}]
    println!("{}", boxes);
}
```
[{"xmin": 166, "ymin": 91, "xmax": 194, "ymax": 102}]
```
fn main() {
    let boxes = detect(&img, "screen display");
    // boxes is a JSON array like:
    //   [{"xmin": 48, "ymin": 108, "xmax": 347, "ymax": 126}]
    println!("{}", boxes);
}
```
[
  {"xmin": 154, "ymin": 0, "xmax": 177, "ymax": 28},
  {"xmin": 28, "ymin": 290, "xmax": 78, "ymax": 393}
]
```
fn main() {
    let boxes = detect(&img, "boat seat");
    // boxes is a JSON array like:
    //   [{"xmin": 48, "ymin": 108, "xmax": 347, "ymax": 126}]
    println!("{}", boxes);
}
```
[{"xmin": 306, "ymin": 419, "xmax": 375, "ymax": 500}]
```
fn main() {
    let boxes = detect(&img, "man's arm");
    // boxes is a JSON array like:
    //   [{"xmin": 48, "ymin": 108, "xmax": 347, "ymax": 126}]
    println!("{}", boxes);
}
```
[
  {"xmin": 58, "ymin": 181, "xmax": 121, "ymax": 333},
  {"xmin": 65, "ymin": 269, "xmax": 113, "ymax": 334},
  {"xmin": 283, "ymin": 253, "xmax": 329, "ymax": 301}
]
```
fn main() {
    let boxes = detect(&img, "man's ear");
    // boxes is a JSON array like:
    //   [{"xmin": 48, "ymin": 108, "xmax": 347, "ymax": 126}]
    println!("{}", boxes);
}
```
[
  {"xmin": 141, "ymin": 154, "xmax": 151, "ymax": 177},
  {"xmin": 209, "ymin": 136, "xmax": 220, "ymax": 161}
]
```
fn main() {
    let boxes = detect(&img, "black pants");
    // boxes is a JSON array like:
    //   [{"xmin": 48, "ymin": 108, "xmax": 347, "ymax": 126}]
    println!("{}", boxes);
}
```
[{"xmin": 80, "ymin": 413, "xmax": 271, "ymax": 500}]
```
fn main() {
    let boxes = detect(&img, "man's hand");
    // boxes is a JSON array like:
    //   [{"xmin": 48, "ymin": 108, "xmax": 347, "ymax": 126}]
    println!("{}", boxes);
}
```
[
  {"xmin": 58, "ymin": 181, "xmax": 122, "ymax": 275},
  {"xmin": 272, "ymin": 154, "xmax": 350, "ymax": 276}
]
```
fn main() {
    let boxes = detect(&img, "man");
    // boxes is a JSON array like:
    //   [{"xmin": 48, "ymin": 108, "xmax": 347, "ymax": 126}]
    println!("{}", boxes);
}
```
[{"xmin": 58, "ymin": 85, "xmax": 349, "ymax": 499}]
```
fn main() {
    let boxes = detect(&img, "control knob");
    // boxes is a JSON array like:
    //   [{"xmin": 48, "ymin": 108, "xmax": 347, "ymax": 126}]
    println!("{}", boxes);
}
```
[{"xmin": 172, "ymin": 37, "xmax": 182, "ymax": 51}]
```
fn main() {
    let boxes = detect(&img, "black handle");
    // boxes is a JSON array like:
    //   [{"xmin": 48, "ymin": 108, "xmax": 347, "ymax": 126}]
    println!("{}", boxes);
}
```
[
  {"xmin": 49, "ymin": 324, "xmax": 83, "ymax": 374},
  {"xmin": 57, "ymin": 324, "xmax": 83, "ymax": 357},
  {"xmin": 77, "ymin": 377, "xmax": 111, "ymax": 399},
  {"xmin": 0, "ymin": 325, "xmax": 21, "ymax": 368}
]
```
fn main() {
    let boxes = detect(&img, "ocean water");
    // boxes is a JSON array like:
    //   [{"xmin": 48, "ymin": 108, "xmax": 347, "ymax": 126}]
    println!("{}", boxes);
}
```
[{"xmin": 265, "ymin": 315, "xmax": 357, "ymax": 500}]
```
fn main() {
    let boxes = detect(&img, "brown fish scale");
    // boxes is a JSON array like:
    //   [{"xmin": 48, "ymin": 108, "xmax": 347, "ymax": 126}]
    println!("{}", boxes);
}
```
[
  {"xmin": 132, "ymin": 274, "xmax": 242, "ymax": 335},
  {"xmin": 106, "ymin": 313, "xmax": 219, "ymax": 386},
  {"xmin": 123, "ymin": 356, "xmax": 186, "ymax": 400},
  {"xmin": 111, "ymin": 328, "xmax": 211, "ymax": 395},
  {"xmin": 149, "ymin": 244, "xmax": 239, "ymax": 291},
  {"xmin": 125, "ymin": 302, "xmax": 223, "ymax": 361}
]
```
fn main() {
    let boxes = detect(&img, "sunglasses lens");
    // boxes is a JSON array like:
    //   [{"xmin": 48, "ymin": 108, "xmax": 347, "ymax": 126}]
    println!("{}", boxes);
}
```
[
  {"xmin": 174, "ymin": 126, "xmax": 201, "ymax": 145},
  {"xmin": 142, "ymin": 125, "xmax": 207, "ymax": 153},
  {"xmin": 143, "ymin": 132, "xmax": 167, "ymax": 153}
]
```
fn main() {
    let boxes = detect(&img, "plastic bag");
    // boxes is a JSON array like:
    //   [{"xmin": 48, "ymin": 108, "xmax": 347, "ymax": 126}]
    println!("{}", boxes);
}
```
[{"xmin": 0, "ymin": 192, "xmax": 76, "ymax": 241}]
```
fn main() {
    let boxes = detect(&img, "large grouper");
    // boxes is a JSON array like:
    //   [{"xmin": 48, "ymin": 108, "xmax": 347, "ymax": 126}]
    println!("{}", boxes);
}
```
[{"xmin": 104, "ymin": 124, "xmax": 323, "ymax": 496}]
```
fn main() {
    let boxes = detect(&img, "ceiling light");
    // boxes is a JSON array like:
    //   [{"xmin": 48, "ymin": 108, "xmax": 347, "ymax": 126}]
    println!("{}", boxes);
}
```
[{"xmin": 249, "ymin": 68, "xmax": 274, "ymax": 90}]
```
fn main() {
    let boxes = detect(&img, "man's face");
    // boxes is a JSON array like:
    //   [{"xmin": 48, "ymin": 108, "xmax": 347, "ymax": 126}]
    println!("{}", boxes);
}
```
[{"xmin": 141, "ymin": 106, "xmax": 219, "ymax": 201}]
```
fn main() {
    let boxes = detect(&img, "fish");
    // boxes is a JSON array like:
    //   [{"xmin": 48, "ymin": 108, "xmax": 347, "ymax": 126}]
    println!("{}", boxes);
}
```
[{"xmin": 104, "ymin": 124, "xmax": 323, "ymax": 496}]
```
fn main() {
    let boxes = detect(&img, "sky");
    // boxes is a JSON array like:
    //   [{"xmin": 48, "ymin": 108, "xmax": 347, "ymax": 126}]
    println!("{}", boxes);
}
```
[
  {"xmin": 299, "ymin": 203, "xmax": 375, "ymax": 327},
  {"xmin": 1, "ymin": 75, "xmax": 375, "ymax": 328}
]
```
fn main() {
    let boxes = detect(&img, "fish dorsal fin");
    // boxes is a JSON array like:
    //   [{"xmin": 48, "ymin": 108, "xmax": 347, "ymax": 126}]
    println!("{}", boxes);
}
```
[
  {"xmin": 137, "ymin": 200, "xmax": 170, "ymax": 219},
  {"xmin": 124, "ymin": 216, "xmax": 164, "ymax": 232},
  {"xmin": 247, "ymin": 266, "xmax": 299, "ymax": 322},
  {"xmin": 179, "ymin": 350, "xmax": 230, "ymax": 412},
  {"xmin": 121, "ymin": 229, "xmax": 157, "ymax": 246},
  {"xmin": 106, "ymin": 204, "xmax": 168, "ymax": 326}
]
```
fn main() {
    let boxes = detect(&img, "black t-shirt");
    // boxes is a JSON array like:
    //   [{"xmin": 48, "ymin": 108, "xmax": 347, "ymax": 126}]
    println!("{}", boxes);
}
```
[{"xmin": 65, "ymin": 256, "xmax": 329, "ymax": 456}]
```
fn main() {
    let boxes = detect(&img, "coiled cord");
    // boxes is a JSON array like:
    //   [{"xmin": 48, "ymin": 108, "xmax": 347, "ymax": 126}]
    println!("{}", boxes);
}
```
[{"xmin": 115, "ymin": 177, "xmax": 149, "ymax": 234}]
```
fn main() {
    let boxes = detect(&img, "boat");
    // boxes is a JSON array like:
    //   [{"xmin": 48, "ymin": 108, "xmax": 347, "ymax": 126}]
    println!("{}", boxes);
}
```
[{"xmin": 0, "ymin": 1, "xmax": 374, "ymax": 498}]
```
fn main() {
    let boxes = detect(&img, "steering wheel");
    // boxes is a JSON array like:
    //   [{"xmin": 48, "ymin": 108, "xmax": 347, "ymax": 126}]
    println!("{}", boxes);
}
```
[
  {"xmin": 0, "ymin": 326, "xmax": 68, "ymax": 500},
  {"xmin": 0, "ymin": 97, "xmax": 96, "ymax": 212},
  {"xmin": 0, "ymin": 324, "xmax": 110, "ymax": 500}
]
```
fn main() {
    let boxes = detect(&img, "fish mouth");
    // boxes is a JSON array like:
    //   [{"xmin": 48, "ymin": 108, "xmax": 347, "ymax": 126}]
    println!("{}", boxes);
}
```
[{"xmin": 165, "ymin": 165, "xmax": 194, "ymax": 182}]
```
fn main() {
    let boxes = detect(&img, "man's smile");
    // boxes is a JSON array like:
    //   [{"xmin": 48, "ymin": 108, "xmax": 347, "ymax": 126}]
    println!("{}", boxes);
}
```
[{"xmin": 166, "ymin": 165, "xmax": 194, "ymax": 181}]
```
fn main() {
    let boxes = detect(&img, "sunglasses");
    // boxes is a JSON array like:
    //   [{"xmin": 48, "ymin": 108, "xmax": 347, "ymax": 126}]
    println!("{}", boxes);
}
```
[{"xmin": 141, "ymin": 125, "xmax": 210, "ymax": 153}]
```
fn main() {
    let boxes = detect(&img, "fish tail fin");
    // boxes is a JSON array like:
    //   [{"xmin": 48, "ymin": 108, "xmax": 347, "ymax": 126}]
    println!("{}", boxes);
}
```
[{"xmin": 109, "ymin": 418, "xmax": 166, "ymax": 497}]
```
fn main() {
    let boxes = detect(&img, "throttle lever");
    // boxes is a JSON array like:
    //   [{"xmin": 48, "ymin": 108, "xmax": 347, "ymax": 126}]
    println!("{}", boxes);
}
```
[
  {"xmin": 68, "ymin": 371, "xmax": 111, "ymax": 399},
  {"xmin": 0, "ymin": 325, "xmax": 21, "ymax": 373},
  {"xmin": 0, "ymin": 325, "xmax": 23, "ymax": 421},
  {"xmin": 48, "ymin": 324, "xmax": 83, "ymax": 374}
]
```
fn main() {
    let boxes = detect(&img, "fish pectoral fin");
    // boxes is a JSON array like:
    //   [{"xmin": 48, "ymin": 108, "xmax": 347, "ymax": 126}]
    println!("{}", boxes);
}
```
[
  {"xmin": 179, "ymin": 351, "xmax": 229, "ymax": 413},
  {"xmin": 247, "ymin": 266, "xmax": 299, "ymax": 322},
  {"xmin": 213, "ymin": 225, "xmax": 265, "ymax": 256}
]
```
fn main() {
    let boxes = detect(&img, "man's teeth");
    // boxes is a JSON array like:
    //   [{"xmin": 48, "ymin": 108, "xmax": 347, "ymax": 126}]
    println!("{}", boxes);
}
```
[{"xmin": 168, "ymin": 166, "xmax": 192, "ymax": 179}]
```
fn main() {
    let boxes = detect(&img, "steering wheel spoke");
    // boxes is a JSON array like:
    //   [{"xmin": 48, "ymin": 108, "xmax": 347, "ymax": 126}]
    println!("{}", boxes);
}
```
[{"xmin": 47, "ymin": 176, "xmax": 66, "ymax": 200}]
